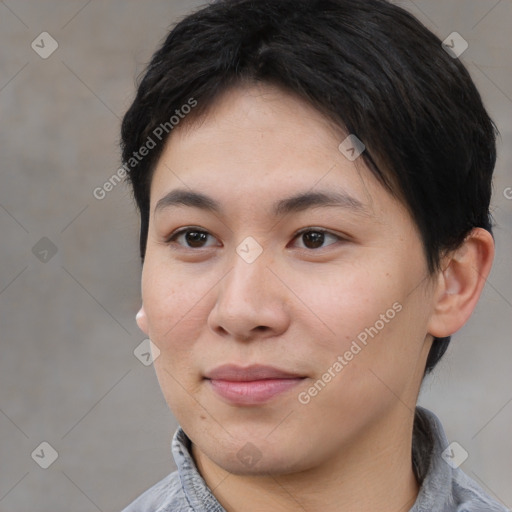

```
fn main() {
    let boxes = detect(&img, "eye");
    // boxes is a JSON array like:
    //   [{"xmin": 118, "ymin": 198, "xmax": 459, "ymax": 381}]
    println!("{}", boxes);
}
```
[
  {"xmin": 166, "ymin": 227, "xmax": 220, "ymax": 249},
  {"xmin": 165, "ymin": 227, "xmax": 345, "ymax": 251},
  {"xmin": 291, "ymin": 228, "xmax": 344, "ymax": 250}
]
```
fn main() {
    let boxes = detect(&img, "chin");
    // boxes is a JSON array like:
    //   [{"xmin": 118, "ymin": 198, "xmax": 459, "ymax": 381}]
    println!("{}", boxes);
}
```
[
  {"xmin": 201, "ymin": 436, "xmax": 312, "ymax": 476},
  {"xmin": 219, "ymin": 453, "xmax": 308, "ymax": 477}
]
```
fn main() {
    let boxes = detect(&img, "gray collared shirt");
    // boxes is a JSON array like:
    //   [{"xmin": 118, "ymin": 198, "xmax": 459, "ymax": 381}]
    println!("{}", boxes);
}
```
[{"xmin": 121, "ymin": 406, "xmax": 509, "ymax": 511}]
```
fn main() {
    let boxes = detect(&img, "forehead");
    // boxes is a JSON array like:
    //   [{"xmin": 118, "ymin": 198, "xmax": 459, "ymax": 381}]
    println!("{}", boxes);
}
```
[{"xmin": 149, "ymin": 83, "xmax": 402, "ymax": 224}]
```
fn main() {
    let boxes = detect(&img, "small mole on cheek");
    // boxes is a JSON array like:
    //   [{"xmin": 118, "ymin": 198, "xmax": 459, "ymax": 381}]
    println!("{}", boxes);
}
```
[{"xmin": 200, "ymin": 414, "xmax": 207, "ymax": 420}]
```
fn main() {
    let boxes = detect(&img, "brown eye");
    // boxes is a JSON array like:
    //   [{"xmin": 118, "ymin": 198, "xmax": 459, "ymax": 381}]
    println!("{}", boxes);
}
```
[
  {"xmin": 293, "ymin": 229, "xmax": 342, "ymax": 250},
  {"xmin": 167, "ymin": 228, "xmax": 218, "ymax": 249},
  {"xmin": 184, "ymin": 230, "xmax": 209, "ymax": 248},
  {"xmin": 301, "ymin": 231, "xmax": 326, "ymax": 249}
]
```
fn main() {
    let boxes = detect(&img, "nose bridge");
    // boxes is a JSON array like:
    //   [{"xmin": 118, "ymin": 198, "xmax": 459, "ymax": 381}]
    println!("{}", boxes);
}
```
[{"xmin": 223, "ymin": 242, "xmax": 274, "ymax": 304}]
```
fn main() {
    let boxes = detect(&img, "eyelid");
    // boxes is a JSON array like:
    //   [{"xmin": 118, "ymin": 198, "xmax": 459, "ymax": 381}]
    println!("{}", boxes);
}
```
[{"xmin": 293, "ymin": 226, "xmax": 345, "ymax": 239}]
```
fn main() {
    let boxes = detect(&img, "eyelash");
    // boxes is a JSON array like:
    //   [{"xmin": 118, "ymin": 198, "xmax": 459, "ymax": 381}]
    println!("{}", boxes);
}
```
[{"xmin": 164, "ymin": 226, "xmax": 346, "ymax": 251}]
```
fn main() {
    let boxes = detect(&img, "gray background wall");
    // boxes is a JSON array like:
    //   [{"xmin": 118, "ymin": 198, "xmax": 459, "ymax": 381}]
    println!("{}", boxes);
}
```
[{"xmin": 0, "ymin": 1, "xmax": 510, "ymax": 511}]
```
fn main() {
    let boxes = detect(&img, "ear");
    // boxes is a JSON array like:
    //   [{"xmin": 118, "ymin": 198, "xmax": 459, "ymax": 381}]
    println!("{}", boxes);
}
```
[
  {"xmin": 136, "ymin": 305, "xmax": 149, "ymax": 335},
  {"xmin": 427, "ymin": 228, "xmax": 495, "ymax": 338}
]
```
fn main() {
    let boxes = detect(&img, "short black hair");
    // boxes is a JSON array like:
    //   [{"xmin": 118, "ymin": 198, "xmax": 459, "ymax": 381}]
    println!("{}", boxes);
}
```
[{"xmin": 120, "ymin": 0, "xmax": 498, "ymax": 374}]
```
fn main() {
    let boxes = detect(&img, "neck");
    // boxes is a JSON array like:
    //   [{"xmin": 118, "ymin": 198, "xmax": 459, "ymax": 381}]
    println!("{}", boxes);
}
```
[{"xmin": 192, "ymin": 406, "xmax": 420, "ymax": 512}]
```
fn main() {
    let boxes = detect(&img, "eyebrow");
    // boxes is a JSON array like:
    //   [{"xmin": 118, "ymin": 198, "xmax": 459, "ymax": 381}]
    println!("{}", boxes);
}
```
[{"xmin": 154, "ymin": 188, "xmax": 369, "ymax": 217}]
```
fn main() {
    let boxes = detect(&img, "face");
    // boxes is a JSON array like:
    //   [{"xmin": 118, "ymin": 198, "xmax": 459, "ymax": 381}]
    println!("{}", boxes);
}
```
[{"xmin": 138, "ymin": 83, "xmax": 436, "ymax": 476}]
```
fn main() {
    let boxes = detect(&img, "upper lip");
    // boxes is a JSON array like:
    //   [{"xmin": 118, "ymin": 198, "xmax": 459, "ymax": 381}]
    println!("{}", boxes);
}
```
[{"xmin": 204, "ymin": 364, "xmax": 304, "ymax": 381}]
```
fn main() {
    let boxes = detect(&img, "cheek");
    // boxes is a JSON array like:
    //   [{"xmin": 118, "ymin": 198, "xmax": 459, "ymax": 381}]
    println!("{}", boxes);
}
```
[
  {"xmin": 288, "ymin": 261, "xmax": 400, "ymax": 354},
  {"xmin": 141, "ymin": 258, "xmax": 212, "ymax": 345},
  {"xmin": 290, "ymin": 259, "xmax": 427, "ymax": 397},
  {"xmin": 141, "ymin": 258, "xmax": 213, "ymax": 413},
  {"xmin": 310, "ymin": 279, "xmax": 431, "ymax": 415}
]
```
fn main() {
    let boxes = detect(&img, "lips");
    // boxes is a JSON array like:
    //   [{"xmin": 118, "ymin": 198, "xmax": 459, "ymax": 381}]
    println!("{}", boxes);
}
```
[
  {"xmin": 204, "ymin": 364, "xmax": 306, "ymax": 405},
  {"xmin": 204, "ymin": 364, "xmax": 303, "ymax": 381}
]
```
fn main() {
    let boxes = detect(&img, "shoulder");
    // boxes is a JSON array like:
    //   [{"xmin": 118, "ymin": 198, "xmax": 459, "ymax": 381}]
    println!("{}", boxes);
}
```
[
  {"xmin": 451, "ymin": 469, "xmax": 510, "ymax": 512},
  {"xmin": 120, "ymin": 470, "xmax": 192, "ymax": 512},
  {"xmin": 412, "ymin": 407, "xmax": 509, "ymax": 512}
]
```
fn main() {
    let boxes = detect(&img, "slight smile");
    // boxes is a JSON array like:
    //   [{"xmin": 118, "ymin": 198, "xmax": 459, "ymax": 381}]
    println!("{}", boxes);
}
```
[{"xmin": 204, "ymin": 364, "xmax": 307, "ymax": 406}]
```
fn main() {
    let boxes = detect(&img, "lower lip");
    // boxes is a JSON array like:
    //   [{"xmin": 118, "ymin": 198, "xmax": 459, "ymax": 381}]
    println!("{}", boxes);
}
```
[{"xmin": 207, "ymin": 378, "xmax": 304, "ymax": 405}]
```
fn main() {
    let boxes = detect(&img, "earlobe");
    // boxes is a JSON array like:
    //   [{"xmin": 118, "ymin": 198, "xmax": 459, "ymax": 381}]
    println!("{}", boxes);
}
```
[
  {"xmin": 136, "ymin": 305, "xmax": 149, "ymax": 335},
  {"xmin": 427, "ymin": 228, "xmax": 494, "ymax": 338}
]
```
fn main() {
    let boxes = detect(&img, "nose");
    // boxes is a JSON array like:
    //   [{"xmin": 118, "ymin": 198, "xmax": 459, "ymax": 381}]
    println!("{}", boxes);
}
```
[{"xmin": 207, "ymin": 249, "xmax": 290, "ymax": 342}]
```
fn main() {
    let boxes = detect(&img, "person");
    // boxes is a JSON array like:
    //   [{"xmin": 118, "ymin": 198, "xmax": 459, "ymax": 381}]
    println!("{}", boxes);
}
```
[{"xmin": 119, "ymin": 0, "xmax": 507, "ymax": 510}]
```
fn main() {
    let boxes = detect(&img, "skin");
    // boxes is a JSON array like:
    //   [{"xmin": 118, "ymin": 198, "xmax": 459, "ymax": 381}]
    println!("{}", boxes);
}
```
[{"xmin": 135, "ymin": 83, "xmax": 494, "ymax": 512}]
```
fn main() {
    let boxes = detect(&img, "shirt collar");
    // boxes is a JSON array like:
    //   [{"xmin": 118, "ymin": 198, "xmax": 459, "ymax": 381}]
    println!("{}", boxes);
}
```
[
  {"xmin": 172, "ymin": 427, "xmax": 226, "ymax": 511},
  {"xmin": 409, "ymin": 406, "xmax": 454, "ymax": 511}
]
